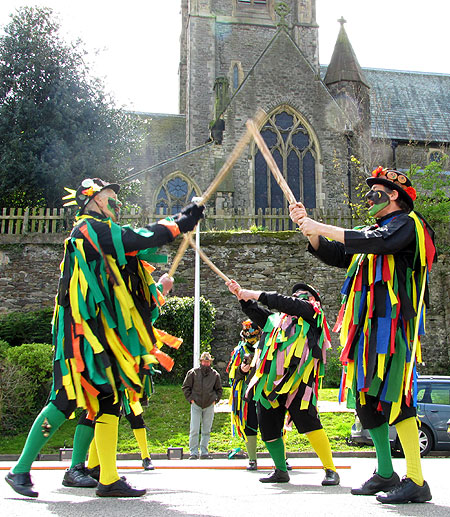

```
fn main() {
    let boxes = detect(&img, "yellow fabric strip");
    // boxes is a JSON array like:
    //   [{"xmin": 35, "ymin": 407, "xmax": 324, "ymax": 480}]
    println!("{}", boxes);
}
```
[
  {"xmin": 345, "ymin": 361, "xmax": 355, "ymax": 389},
  {"xmin": 70, "ymin": 358, "xmax": 86, "ymax": 408},
  {"xmin": 377, "ymin": 354, "xmax": 386, "ymax": 380},
  {"xmin": 69, "ymin": 257, "xmax": 81, "ymax": 324},
  {"xmin": 409, "ymin": 212, "xmax": 426, "ymax": 267}
]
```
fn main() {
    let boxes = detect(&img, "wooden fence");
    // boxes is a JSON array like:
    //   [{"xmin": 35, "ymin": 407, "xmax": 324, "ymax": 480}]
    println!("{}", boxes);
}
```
[{"xmin": 0, "ymin": 206, "xmax": 354, "ymax": 235}]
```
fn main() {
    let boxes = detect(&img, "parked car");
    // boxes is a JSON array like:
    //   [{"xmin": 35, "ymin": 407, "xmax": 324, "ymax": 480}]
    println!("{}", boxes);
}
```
[{"xmin": 350, "ymin": 375, "xmax": 450, "ymax": 456}]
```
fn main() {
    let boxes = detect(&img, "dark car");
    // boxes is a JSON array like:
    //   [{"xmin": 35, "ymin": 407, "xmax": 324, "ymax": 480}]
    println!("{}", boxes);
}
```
[{"xmin": 350, "ymin": 375, "xmax": 450, "ymax": 456}]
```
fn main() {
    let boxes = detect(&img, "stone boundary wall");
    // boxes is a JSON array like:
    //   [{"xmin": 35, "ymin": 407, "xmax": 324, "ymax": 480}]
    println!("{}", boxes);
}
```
[{"xmin": 0, "ymin": 232, "xmax": 448, "ymax": 380}]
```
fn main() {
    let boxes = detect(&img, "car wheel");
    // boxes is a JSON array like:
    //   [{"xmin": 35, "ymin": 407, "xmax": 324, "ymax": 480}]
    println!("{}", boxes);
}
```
[{"xmin": 418, "ymin": 426, "xmax": 433, "ymax": 456}]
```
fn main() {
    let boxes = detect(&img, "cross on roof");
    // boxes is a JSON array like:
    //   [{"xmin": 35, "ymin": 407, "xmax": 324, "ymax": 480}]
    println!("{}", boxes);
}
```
[{"xmin": 338, "ymin": 16, "xmax": 347, "ymax": 26}]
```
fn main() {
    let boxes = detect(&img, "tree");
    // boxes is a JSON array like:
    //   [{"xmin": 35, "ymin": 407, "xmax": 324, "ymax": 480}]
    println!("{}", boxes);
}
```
[
  {"xmin": 0, "ymin": 7, "xmax": 143, "ymax": 208},
  {"xmin": 408, "ymin": 158, "xmax": 450, "ymax": 253}
]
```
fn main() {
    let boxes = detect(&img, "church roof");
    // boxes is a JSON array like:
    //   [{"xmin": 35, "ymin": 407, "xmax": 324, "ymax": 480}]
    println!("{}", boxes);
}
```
[
  {"xmin": 323, "ymin": 22, "xmax": 369, "ymax": 88},
  {"xmin": 321, "ymin": 66, "xmax": 450, "ymax": 143}
]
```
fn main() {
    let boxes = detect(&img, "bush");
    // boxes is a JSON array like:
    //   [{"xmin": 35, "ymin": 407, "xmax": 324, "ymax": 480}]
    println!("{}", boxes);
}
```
[
  {"xmin": 0, "ymin": 339, "xmax": 10, "ymax": 358},
  {"xmin": 0, "ymin": 307, "xmax": 53, "ymax": 346},
  {"xmin": 323, "ymin": 346, "xmax": 343, "ymax": 388},
  {"xmin": 0, "ymin": 360, "xmax": 36, "ymax": 433},
  {"xmin": 0, "ymin": 343, "xmax": 53, "ymax": 433},
  {"xmin": 6, "ymin": 343, "xmax": 53, "ymax": 388},
  {"xmin": 155, "ymin": 296, "xmax": 216, "ymax": 384}
]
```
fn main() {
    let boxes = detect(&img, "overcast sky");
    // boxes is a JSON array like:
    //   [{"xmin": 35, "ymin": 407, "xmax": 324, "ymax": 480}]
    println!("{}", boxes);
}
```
[{"xmin": 0, "ymin": 1, "xmax": 448, "ymax": 114}]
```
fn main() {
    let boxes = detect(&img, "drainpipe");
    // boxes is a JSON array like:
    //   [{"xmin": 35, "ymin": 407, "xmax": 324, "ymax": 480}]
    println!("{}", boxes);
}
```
[
  {"xmin": 344, "ymin": 128, "xmax": 354, "ymax": 208},
  {"xmin": 391, "ymin": 140, "xmax": 398, "ymax": 169}
]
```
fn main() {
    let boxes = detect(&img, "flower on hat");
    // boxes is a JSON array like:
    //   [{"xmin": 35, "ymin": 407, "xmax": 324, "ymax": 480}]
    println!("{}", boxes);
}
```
[
  {"xmin": 372, "ymin": 166, "xmax": 385, "ymax": 178},
  {"xmin": 81, "ymin": 186, "xmax": 94, "ymax": 197},
  {"xmin": 405, "ymin": 186, "xmax": 417, "ymax": 201}
]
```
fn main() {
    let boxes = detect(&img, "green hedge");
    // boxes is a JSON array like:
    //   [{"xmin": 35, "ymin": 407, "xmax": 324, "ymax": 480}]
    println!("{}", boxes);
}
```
[
  {"xmin": 0, "ymin": 343, "xmax": 53, "ymax": 433},
  {"xmin": 155, "ymin": 296, "xmax": 216, "ymax": 384},
  {"xmin": 0, "ymin": 307, "xmax": 53, "ymax": 346}
]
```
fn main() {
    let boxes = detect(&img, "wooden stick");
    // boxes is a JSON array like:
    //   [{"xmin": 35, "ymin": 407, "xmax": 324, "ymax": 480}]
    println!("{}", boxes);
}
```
[
  {"xmin": 245, "ymin": 119, "xmax": 297, "ymax": 205},
  {"xmin": 168, "ymin": 234, "xmax": 190, "ymax": 277},
  {"xmin": 186, "ymin": 233, "xmax": 231, "ymax": 283},
  {"xmin": 168, "ymin": 109, "xmax": 267, "ymax": 277}
]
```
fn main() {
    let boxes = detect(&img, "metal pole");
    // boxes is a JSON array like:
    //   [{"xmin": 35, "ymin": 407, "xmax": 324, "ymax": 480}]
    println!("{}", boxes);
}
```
[{"xmin": 193, "ymin": 222, "xmax": 201, "ymax": 368}]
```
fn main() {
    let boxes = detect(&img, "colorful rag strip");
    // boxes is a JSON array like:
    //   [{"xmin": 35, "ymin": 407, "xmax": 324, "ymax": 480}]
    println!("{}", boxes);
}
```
[
  {"xmin": 337, "ymin": 212, "xmax": 436, "ymax": 423},
  {"xmin": 227, "ymin": 341, "xmax": 253, "ymax": 439},
  {"xmin": 50, "ymin": 215, "xmax": 182, "ymax": 418},
  {"xmin": 246, "ymin": 305, "xmax": 331, "ymax": 412}
]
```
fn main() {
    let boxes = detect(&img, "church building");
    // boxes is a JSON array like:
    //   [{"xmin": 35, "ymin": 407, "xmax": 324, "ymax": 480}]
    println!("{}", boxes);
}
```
[{"xmin": 128, "ymin": 0, "xmax": 450, "ymax": 219}]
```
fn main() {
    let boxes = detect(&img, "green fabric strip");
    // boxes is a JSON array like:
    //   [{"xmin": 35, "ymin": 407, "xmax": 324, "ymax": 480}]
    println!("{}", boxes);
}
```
[
  {"xmin": 385, "ymin": 330, "xmax": 407, "ymax": 401},
  {"xmin": 110, "ymin": 221, "xmax": 126, "ymax": 266}
]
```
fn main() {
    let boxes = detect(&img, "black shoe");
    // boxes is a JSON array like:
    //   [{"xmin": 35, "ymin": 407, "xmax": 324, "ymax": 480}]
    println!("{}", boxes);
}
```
[
  {"xmin": 259, "ymin": 469, "xmax": 290, "ymax": 483},
  {"xmin": 286, "ymin": 460, "xmax": 293, "ymax": 471},
  {"xmin": 189, "ymin": 454, "xmax": 199, "ymax": 460},
  {"xmin": 5, "ymin": 471, "xmax": 38, "ymax": 498},
  {"xmin": 142, "ymin": 457, "xmax": 155, "ymax": 471},
  {"xmin": 376, "ymin": 477, "xmax": 432, "ymax": 504},
  {"xmin": 96, "ymin": 477, "xmax": 146, "ymax": 498},
  {"xmin": 351, "ymin": 471, "xmax": 400, "ymax": 495},
  {"xmin": 87, "ymin": 465, "xmax": 100, "ymax": 481},
  {"xmin": 247, "ymin": 460, "xmax": 258, "ymax": 471},
  {"xmin": 322, "ymin": 469, "xmax": 340, "ymax": 486},
  {"xmin": 200, "ymin": 454, "xmax": 212, "ymax": 459},
  {"xmin": 62, "ymin": 463, "xmax": 98, "ymax": 487}
]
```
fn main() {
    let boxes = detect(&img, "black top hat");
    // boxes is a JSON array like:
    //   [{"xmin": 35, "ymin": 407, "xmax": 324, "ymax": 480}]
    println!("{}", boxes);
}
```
[
  {"xmin": 366, "ymin": 167, "xmax": 416, "ymax": 209},
  {"xmin": 291, "ymin": 283, "xmax": 321, "ymax": 303}
]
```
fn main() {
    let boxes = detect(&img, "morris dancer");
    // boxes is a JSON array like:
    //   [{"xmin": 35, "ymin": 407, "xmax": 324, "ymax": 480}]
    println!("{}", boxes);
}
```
[
  {"xmin": 227, "ymin": 319, "xmax": 262, "ymax": 470},
  {"xmin": 227, "ymin": 280, "xmax": 340, "ymax": 486},
  {"xmin": 5, "ymin": 178, "xmax": 204, "ymax": 498},
  {"xmin": 290, "ymin": 167, "xmax": 436, "ymax": 504}
]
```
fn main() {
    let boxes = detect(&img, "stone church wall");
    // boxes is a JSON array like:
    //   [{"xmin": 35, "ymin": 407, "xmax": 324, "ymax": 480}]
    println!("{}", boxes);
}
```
[{"xmin": 1, "ymin": 232, "xmax": 448, "ymax": 381}]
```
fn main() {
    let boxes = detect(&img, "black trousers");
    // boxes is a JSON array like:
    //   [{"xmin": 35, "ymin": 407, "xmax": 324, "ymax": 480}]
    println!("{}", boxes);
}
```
[
  {"xmin": 52, "ymin": 389, "xmax": 121, "ymax": 420},
  {"xmin": 244, "ymin": 400, "xmax": 258, "ymax": 437},
  {"xmin": 257, "ymin": 394, "xmax": 322, "ymax": 442},
  {"xmin": 356, "ymin": 392, "xmax": 417, "ymax": 430}
]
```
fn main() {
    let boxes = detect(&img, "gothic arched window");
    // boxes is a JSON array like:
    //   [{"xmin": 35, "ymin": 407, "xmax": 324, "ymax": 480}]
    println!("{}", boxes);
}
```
[
  {"xmin": 155, "ymin": 175, "xmax": 200, "ymax": 215},
  {"xmin": 254, "ymin": 107, "xmax": 317, "ymax": 211}
]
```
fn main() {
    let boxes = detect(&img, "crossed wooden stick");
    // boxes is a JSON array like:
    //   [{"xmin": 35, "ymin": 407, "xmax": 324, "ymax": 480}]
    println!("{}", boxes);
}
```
[{"xmin": 168, "ymin": 108, "xmax": 297, "ymax": 281}]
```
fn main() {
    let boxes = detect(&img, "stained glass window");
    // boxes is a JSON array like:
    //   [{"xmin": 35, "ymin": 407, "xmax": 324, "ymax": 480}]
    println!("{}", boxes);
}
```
[
  {"xmin": 155, "ymin": 175, "xmax": 200, "ymax": 215},
  {"xmin": 253, "ymin": 107, "xmax": 317, "ymax": 211}
]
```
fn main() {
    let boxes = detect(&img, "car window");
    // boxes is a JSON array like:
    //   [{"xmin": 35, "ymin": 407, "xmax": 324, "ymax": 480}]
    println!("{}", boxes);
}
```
[{"xmin": 418, "ymin": 384, "xmax": 450, "ymax": 405}]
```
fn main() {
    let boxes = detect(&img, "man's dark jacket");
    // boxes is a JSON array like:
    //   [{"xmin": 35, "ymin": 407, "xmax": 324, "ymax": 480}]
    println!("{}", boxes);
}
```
[{"xmin": 182, "ymin": 366, "xmax": 223, "ymax": 408}]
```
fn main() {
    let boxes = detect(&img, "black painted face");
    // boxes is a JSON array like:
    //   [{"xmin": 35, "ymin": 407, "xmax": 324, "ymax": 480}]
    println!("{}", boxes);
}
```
[{"xmin": 365, "ymin": 189, "xmax": 390, "ymax": 217}]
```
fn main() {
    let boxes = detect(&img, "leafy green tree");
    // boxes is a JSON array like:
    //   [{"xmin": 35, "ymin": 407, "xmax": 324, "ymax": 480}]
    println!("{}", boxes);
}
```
[
  {"xmin": 0, "ymin": 6, "xmax": 143, "ymax": 208},
  {"xmin": 408, "ymin": 158, "xmax": 450, "ymax": 252}
]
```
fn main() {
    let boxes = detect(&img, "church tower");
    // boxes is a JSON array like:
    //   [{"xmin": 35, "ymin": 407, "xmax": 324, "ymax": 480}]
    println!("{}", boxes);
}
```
[{"xmin": 179, "ymin": 1, "xmax": 319, "ymax": 149}]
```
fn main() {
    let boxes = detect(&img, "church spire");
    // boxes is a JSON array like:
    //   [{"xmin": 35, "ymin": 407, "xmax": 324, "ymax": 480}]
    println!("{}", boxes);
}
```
[{"xmin": 324, "ymin": 17, "xmax": 369, "ymax": 87}]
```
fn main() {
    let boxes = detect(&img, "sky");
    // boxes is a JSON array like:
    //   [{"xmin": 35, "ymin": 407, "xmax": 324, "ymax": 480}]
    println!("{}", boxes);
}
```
[{"xmin": 0, "ymin": 1, "xmax": 448, "ymax": 114}]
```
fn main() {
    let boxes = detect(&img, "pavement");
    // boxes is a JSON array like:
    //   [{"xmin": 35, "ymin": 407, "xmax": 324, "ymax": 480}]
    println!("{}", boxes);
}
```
[
  {"xmin": 214, "ymin": 399, "xmax": 354, "ymax": 413},
  {"xmin": 1, "ymin": 456, "xmax": 450, "ymax": 516}
]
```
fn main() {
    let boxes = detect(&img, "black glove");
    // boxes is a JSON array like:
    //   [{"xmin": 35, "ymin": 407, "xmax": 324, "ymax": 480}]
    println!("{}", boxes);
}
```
[{"xmin": 173, "ymin": 203, "xmax": 205, "ymax": 233}]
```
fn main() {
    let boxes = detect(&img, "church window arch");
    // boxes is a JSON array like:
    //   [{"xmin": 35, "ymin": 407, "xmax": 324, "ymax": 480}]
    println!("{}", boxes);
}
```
[
  {"xmin": 253, "ymin": 106, "xmax": 319, "ymax": 212},
  {"xmin": 155, "ymin": 173, "xmax": 201, "ymax": 215}
]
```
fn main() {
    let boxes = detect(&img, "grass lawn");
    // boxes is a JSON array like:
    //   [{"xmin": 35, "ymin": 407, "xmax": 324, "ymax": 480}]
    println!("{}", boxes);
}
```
[{"xmin": 0, "ymin": 385, "xmax": 372, "ymax": 455}]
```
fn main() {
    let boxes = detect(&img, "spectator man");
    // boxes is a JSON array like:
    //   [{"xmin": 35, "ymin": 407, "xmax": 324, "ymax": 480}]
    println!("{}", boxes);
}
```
[{"xmin": 182, "ymin": 352, "xmax": 222, "ymax": 459}]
